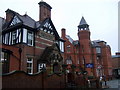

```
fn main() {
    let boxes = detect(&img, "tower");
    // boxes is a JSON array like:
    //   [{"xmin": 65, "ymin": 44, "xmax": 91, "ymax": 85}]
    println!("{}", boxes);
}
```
[
  {"xmin": 38, "ymin": 0, "xmax": 52, "ymax": 22},
  {"xmin": 78, "ymin": 17, "xmax": 92, "ymax": 76}
]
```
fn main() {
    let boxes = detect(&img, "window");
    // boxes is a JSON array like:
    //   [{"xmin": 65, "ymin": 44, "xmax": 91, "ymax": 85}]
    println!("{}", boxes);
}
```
[
  {"xmin": 5, "ymin": 33, "xmax": 9, "ymax": 44},
  {"xmin": 66, "ymin": 56, "xmax": 72, "ymax": 64},
  {"xmin": 96, "ymin": 47, "xmax": 101, "ymax": 53},
  {"xmin": 1, "ymin": 52, "xmax": 10, "ymax": 74},
  {"xmin": 67, "ymin": 45, "xmax": 70, "ymax": 53},
  {"xmin": 59, "ymin": 41, "xmax": 64, "ymax": 52},
  {"xmin": 12, "ymin": 31, "xmax": 17, "ymax": 44},
  {"xmin": 27, "ymin": 58, "xmax": 33, "ymax": 74},
  {"xmin": 2, "ymin": 35, "xmax": 5, "ymax": 44},
  {"xmin": 38, "ymin": 63, "xmax": 46, "ymax": 72},
  {"xmin": 66, "ymin": 59, "xmax": 72, "ymax": 64},
  {"xmin": 77, "ymin": 59, "xmax": 80, "ymax": 64},
  {"xmin": 82, "ymin": 57, "xmax": 85, "ymax": 64},
  {"xmin": 27, "ymin": 31, "xmax": 34, "ymax": 46}
]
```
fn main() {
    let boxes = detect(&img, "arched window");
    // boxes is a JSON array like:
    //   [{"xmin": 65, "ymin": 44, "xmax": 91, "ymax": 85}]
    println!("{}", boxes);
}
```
[{"xmin": 66, "ymin": 56, "xmax": 72, "ymax": 64}]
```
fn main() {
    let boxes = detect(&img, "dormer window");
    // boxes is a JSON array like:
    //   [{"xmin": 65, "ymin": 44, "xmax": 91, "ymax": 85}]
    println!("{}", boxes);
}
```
[
  {"xmin": 67, "ymin": 45, "xmax": 70, "ymax": 53},
  {"xmin": 96, "ymin": 47, "xmax": 101, "ymax": 54},
  {"xmin": 27, "ymin": 31, "xmax": 34, "ymax": 46}
]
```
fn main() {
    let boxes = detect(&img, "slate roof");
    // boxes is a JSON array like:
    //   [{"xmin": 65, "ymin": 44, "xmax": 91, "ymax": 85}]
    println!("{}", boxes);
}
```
[
  {"xmin": 73, "ymin": 40, "xmax": 79, "ymax": 45},
  {"xmin": 112, "ymin": 55, "xmax": 120, "ymax": 58},
  {"xmin": 2, "ymin": 9, "xmax": 64, "ymax": 41},
  {"xmin": 66, "ymin": 35, "xmax": 74, "ymax": 44},
  {"xmin": 91, "ymin": 40, "xmax": 101, "ymax": 47},
  {"xmin": 79, "ymin": 16, "xmax": 88, "ymax": 25},
  {"xmin": 2, "ymin": 9, "xmax": 38, "ymax": 31},
  {"xmin": 17, "ymin": 14, "xmax": 37, "ymax": 29}
]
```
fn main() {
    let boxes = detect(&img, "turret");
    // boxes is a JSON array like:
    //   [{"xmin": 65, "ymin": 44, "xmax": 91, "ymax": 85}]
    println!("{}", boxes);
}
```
[{"xmin": 78, "ymin": 16, "xmax": 90, "ymax": 40}]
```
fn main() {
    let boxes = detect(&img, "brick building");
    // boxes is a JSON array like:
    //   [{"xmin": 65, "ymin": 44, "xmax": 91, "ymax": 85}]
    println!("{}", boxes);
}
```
[
  {"xmin": 1, "ymin": 1, "xmax": 113, "ymax": 88},
  {"xmin": 1, "ymin": 1, "xmax": 64, "ymax": 74},
  {"xmin": 112, "ymin": 52, "xmax": 120, "ymax": 78},
  {"xmin": 61, "ymin": 16, "xmax": 113, "ymax": 78}
]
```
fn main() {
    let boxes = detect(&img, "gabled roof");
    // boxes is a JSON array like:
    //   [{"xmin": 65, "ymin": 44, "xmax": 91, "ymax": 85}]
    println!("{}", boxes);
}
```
[
  {"xmin": 17, "ymin": 14, "xmax": 36, "ymax": 29},
  {"xmin": 79, "ymin": 16, "xmax": 88, "ymax": 25},
  {"xmin": 2, "ymin": 9, "xmax": 63, "ymax": 41},
  {"xmin": 3, "ymin": 9, "xmax": 37, "ymax": 31},
  {"xmin": 38, "ymin": 18, "xmax": 60, "ymax": 40}
]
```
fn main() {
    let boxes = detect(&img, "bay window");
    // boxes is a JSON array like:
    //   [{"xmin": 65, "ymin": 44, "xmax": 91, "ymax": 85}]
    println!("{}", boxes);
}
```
[
  {"xmin": 59, "ymin": 41, "xmax": 64, "ymax": 52},
  {"xmin": 12, "ymin": 31, "xmax": 17, "ymax": 44},
  {"xmin": 27, "ymin": 31, "xmax": 34, "ymax": 46}
]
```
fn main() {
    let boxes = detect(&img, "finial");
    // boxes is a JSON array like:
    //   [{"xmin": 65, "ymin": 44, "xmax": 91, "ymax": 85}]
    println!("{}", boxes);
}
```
[{"xmin": 25, "ymin": 11, "xmax": 27, "ymax": 15}]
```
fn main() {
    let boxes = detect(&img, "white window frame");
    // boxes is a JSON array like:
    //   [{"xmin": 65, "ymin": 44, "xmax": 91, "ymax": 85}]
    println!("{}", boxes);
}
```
[
  {"xmin": 96, "ymin": 47, "xmax": 101, "ymax": 53},
  {"xmin": 12, "ymin": 31, "xmax": 17, "ymax": 44},
  {"xmin": 5, "ymin": 33, "xmax": 9, "ymax": 44},
  {"xmin": 9, "ymin": 32, "xmax": 11, "ymax": 45},
  {"xmin": 23, "ymin": 28, "xmax": 27, "ymax": 43},
  {"xmin": 66, "ymin": 59, "xmax": 72, "ymax": 64},
  {"xmin": 59, "ymin": 41, "xmax": 64, "ymax": 52},
  {"xmin": 38, "ymin": 63, "xmax": 46, "ymax": 72},
  {"xmin": 27, "ymin": 58, "xmax": 33, "ymax": 74},
  {"xmin": 27, "ymin": 31, "xmax": 34, "ymax": 46}
]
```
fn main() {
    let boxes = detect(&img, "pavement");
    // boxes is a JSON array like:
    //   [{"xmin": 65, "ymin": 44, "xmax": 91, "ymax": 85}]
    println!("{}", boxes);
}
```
[{"xmin": 102, "ymin": 79, "xmax": 120, "ymax": 90}]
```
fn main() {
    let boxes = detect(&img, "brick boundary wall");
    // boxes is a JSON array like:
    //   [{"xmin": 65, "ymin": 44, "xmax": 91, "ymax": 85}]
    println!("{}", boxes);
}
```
[{"xmin": 2, "ymin": 71, "xmax": 65, "ymax": 89}]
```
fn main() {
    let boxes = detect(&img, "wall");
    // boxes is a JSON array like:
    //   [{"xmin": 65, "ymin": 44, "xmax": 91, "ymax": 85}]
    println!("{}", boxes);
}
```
[{"xmin": 2, "ymin": 71, "xmax": 65, "ymax": 88}]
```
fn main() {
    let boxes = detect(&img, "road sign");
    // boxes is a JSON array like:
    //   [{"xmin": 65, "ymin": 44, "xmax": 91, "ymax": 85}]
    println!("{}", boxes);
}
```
[{"xmin": 86, "ymin": 63, "xmax": 94, "ymax": 68}]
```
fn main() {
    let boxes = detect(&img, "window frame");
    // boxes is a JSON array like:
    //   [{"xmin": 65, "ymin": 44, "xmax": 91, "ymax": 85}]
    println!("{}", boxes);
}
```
[
  {"xmin": 1, "ymin": 51, "xmax": 10, "ymax": 74},
  {"xmin": 27, "ymin": 30, "xmax": 34, "ymax": 46},
  {"xmin": 12, "ymin": 30, "xmax": 17, "ymax": 44},
  {"xmin": 27, "ymin": 58, "xmax": 33, "ymax": 74},
  {"xmin": 38, "ymin": 63, "xmax": 46, "ymax": 72},
  {"xmin": 96, "ymin": 47, "xmax": 101, "ymax": 54},
  {"xmin": 59, "ymin": 41, "xmax": 64, "ymax": 52}
]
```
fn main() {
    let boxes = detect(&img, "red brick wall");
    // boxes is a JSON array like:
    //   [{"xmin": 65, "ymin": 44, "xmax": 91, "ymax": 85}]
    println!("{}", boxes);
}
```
[
  {"xmin": 2, "ymin": 71, "xmax": 65, "ymax": 88},
  {"xmin": 2, "ymin": 44, "xmax": 20, "ymax": 72}
]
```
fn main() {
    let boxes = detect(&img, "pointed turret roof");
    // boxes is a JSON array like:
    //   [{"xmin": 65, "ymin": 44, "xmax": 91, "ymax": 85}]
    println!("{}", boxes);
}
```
[{"xmin": 79, "ymin": 16, "xmax": 88, "ymax": 25}]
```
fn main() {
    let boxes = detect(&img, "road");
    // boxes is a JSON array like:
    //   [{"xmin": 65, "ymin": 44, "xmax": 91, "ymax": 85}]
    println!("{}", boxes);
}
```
[{"xmin": 103, "ymin": 79, "xmax": 120, "ymax": 90}]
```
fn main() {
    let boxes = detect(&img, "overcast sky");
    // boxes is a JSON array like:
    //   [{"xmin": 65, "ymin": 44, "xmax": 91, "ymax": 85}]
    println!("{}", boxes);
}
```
[{"xmin": 1, "ymin": 0, "xmax": 119, "ymax": 55}]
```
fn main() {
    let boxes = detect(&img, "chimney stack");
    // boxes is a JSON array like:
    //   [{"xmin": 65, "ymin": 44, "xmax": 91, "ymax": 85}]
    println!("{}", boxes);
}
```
[
  {"xmin": 38, "ymin": 1, "xmax": 52, "ymax": 22},
  {"xmin": 61, "ymin": 28, "xmax": 66, "ymax": 38}
]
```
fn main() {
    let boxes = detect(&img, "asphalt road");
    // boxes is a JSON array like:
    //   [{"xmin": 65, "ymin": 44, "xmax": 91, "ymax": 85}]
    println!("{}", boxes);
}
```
[{"xmin": 103, "ymin": 79, "xmax": 120, "ymax": 90}]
